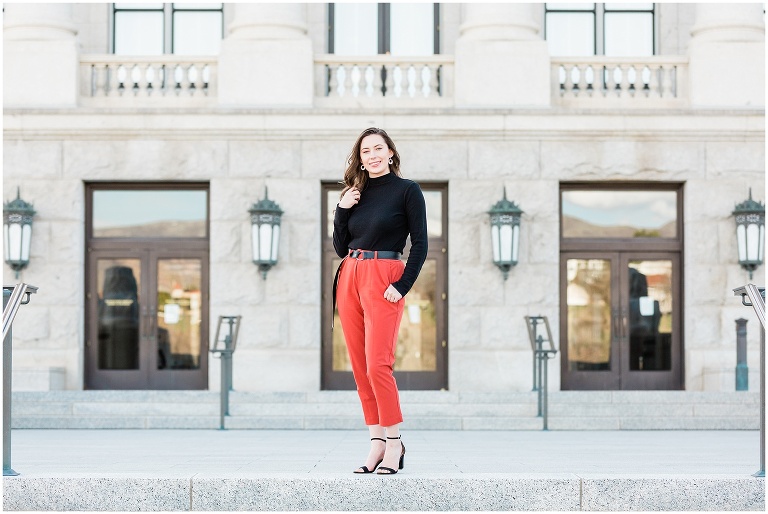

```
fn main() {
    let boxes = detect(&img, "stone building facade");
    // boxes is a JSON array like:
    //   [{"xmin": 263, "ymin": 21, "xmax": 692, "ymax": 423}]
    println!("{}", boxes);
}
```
[{"xmin": 3, "ymin": 3, "xmax": 764, "ymax": 396}]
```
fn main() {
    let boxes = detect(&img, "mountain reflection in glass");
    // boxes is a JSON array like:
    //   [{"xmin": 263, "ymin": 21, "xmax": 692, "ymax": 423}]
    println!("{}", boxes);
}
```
[
  {"xmin": 93, "ymin": 190, "xmax": 207, "ymax": 238},
  {"xmin": 562, "ymin": 191, "xmax": 676, "ymax": 238}
]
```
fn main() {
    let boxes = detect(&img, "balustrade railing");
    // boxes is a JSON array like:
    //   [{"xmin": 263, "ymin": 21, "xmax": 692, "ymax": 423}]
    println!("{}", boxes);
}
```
[
  {"xmin": 315, "ymin": 55, "xmax": 454, "ymax": 106},
  {"xmin": 552, "ymin": 56, "xmax": 688, "ymax": 107},
  {"xmin": 77, "ymin": 54, "xmax": 692, "ymax": 109},
  {"xmin": 80, "ymin": 55, "xmax": 217, "ymax": 104}
]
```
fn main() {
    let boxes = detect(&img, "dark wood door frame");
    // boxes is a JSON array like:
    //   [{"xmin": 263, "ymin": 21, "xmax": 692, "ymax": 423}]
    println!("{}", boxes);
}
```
[
  {"xmin": 559, "ymin": 182, "xmax": 685, "ymax": 391},
  {"xmin": 84, "ymin": 182, "xmax": 210, "ymax": 390}
]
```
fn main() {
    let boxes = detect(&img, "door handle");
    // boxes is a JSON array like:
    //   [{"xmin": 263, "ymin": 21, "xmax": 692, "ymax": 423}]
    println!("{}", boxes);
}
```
[
  {"xmin": 621, "ymin": 308, "xmax": 628, "ymax": 339},
  {"xmin": 149, "ymin": 306, "xmax": 156, "ymax": 338},
  {"xmin": 141, "ymin": 305, "xmax": 149, "ymax": 339},
  {"xmin": 612, "ymin": 310, "xmax": 620, "ymax": 338}
]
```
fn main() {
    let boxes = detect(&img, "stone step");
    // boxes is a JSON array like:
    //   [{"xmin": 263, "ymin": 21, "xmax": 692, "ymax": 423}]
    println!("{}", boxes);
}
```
[
  {"xmin": 3, "ymin": 475, "xmax": 763, "ymax": 511},
  {"xmin": 9, "ymin": 391, "xmax": 760, "ymax": 430}
]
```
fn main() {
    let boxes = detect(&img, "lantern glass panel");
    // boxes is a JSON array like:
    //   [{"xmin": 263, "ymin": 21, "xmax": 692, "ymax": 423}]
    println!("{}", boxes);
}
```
[
  {"xmin": 747, "ymin": 224, "xmax": 760, "ymax": 261},
  {"xmin": 251, "ymin": 225, "xmax": 260, "ymax": 261},
  {"xmin": 259, "ymin": 224, "xmax": 272, "ymax": 262},
  {"xmin": 3, "ymin": 224, "xmax": 9, "ymax": 261},
  {"xmin": 8, "ymin": 224, "xmax": 22, "ymax": 261},
  {"xmin": 491, "ymin": 225, "xmax": 500, "ymax": 263},
  {"xmin": 512, "ymin": 225, "xmax": 520, "ymax": 262},
  {"xmin": 500, "ymin": 224, "xmax": 513, "ymax": 262},
  {"xmin": 21, "ymin": 224, "xmax": 32, "ymax": 261},
  {"xmin": 737, "ymin": 224, "xmax": 747, "ymax": 262},
  {"xmin": 760, "ymin": 226, "xmax": 765, "ymax": 261},
  {"xmin": 271, "ymin": 225, "xmax": 280, "ymax": 262}
]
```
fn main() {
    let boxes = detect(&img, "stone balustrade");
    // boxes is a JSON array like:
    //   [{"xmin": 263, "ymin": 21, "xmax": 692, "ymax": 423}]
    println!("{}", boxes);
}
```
[
  {"xmin": 80, "ymin": 55, "xmax": 217, "ymax": 106},
  {"xmin": 77, "ymin": 54, "xmax": 696, "ymax": 110},
  {"xmin": 552, "ymin": 57, "xmax": 689, "ymax": 107},
  {"xmin": 314, "ymin": 55, "xmax": 454, "ymax": 107}
]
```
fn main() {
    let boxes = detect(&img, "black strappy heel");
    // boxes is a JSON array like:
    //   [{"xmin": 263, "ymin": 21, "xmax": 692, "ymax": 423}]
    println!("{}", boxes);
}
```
[
  {"xmin": 353, "ymin": 437, "xmax": 385, "ymax": 474},
  {"xmin": 376, "ymin": 436, "xmax": 405, "ymax": 475}
]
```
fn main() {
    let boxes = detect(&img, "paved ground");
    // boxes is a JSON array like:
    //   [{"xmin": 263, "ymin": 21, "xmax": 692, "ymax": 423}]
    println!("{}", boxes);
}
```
[{"xmin": 6, "ymin": 428, "xmax": 762, "ymax": 476}]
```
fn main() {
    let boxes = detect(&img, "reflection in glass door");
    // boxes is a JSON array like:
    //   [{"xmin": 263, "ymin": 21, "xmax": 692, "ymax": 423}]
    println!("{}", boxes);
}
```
[
  {"xmin": 87, "ymin": 251, "xmax": 208, "ymax": 389},
  {"xmin": 622, "ymin": 256, "xmax": 679, "ymax": 390},
  {"xmin": 157, "ymin": 259, "xmax": 202, "ymax": 371},
  {"xmin": 97, "ymin": 258, "xmax": 142, "ymax": 371},
  {"xmin": 566, "ymin": 258, "xmax": 614, "ymax": 372},
  {"xmin": 561, "ymin": 253, "xmax": 681, "ymax": 390}
]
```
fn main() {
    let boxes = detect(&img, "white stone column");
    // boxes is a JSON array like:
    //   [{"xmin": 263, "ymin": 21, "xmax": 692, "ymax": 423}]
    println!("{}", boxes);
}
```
[
  {"xmin": 3, "ymin": 3, "xmax": 79, "ymax": 108},
  {"xmin": 454, "ymin": 3, "xmax": 550, "ymax": 108},
  {"xmin": 218, "ymin": 3, "xmax": 313, "ymax": 107},
  {"xmin": 688, "ymin": 3, "xmax": 764, "ymax": 108}
]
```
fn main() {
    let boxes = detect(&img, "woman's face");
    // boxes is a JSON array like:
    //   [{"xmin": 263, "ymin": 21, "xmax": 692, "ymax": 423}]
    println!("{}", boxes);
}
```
[{"xmin": 359, "ymin": 134, "xmax": 394, "ymax": 177}]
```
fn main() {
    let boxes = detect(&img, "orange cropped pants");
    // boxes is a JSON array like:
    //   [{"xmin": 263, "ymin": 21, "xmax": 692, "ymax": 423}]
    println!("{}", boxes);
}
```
[{"xmin": 336, "ymin": 253, "xmax": 406, "ymax": 427}]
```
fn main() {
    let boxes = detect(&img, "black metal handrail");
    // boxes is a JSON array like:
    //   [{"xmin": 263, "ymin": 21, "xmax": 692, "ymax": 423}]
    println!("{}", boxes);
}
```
[
  {"xmin": 732, "ymin": 284, "xmax": 765, "ymax": 478},
  {"xmin": 524, "ymin": 315, "xmax": 558, "ymax": 430},
  {"xmin": 3, "ymin": 283, "xmax": 39, "ymax": 477},
  {"xmin": 210, "ymin": 315, "xmax": 241, "ymax": 430}
]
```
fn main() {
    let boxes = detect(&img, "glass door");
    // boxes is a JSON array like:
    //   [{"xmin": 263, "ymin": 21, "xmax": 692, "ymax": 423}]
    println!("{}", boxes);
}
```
[
  {"xmin": 86, "ymin": 249, "xmax": 208, "ymax": 389},
  {"xmin": 561, "ymin": 254, "xmax": 620, "ymax": 389},
  {"xmin": 621, "ymin": 254, "xmax": 680, "ymax": 390},
  {"xmin": 561, "ymin": 252, "xmax": 681, "ymax": 390},
  {"xmin": 89, "ymin": 252, "xmax": 146, "ymax": 387}
]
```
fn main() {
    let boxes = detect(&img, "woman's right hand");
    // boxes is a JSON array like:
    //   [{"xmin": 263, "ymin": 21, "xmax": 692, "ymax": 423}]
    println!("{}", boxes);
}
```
[{"xmin": 339, "ymin": 187, "xmax": 361, "ymax": 209}]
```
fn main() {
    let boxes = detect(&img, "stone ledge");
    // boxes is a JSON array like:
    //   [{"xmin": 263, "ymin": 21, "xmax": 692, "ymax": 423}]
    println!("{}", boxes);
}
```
[
  {"xmin": 2, "ymin": 477, "xmax": 189, "ymax": 511},
  {"xmin": 3, "ymin": 474, "xmax": 763, "ymax": 511},
  {"xmin": 580, "ymin": 475, "xmax": 765, "ymax": 511},
  {"xmin": 191, "ymin": 474, "xmax": 580, "ymax": 511}
]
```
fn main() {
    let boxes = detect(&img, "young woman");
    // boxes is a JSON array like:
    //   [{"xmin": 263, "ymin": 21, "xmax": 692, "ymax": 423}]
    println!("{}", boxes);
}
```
[{"xmin": 332, "ymin": 127, "xmax": 428, "ymax": 475}]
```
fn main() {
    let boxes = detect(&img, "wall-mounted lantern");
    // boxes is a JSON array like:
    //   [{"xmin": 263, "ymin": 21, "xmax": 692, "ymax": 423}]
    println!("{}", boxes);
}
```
[
  {"xmin": 248, "ymin": 187, "xmax": 283, "ymax": 279},
  {"xmin": 733, "ymin": 188, "xmax": 765, "ymax": 280},
  {"xmin": 3, "ymin": 188, "xmax": 36, "ymax": 279},
  {"xmin": 488, "ymin": 187, "xmax": 523, "ymax": 280}
]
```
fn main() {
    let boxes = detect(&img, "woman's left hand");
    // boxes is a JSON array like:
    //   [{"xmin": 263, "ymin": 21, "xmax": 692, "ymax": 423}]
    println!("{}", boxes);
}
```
[{"xmin": 383, "ymin": 285, "xmax": 403, "ymax": 303}]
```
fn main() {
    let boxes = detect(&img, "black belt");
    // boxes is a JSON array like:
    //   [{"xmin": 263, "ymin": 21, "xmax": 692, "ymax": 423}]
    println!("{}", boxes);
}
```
[
  {"xmin": 348, "ymin": 250, "xmax": 402, "ymax": 260},
  {"xmin": 331, "ymin": 249, "xmax": 403, "ymax": 330}
]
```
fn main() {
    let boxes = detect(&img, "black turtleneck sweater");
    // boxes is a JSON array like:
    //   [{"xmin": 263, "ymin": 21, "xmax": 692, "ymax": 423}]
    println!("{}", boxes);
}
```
[{"xmin": 333, "ymin": 172, "xmax": 428, "ymax": 296}]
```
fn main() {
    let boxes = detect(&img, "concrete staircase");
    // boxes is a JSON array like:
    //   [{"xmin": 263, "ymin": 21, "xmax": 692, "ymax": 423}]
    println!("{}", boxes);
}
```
[{"xmin": 11, "ymin": 390, "xmax": 760, "ymax": 430}]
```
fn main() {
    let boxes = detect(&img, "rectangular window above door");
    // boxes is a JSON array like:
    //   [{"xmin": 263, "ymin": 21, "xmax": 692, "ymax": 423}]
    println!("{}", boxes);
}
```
[
  {"xmin": 561, "ymin": 189, "xmax": 677, "ymax": 239},
  {"xmin": 91, "ymin": 188, "xmax": 208, "ymax": 239}
]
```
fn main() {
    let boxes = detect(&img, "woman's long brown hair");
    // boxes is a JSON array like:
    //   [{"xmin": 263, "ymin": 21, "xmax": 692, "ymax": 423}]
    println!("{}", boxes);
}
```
[{"xmin": 340, "ymin": 127, "xmax": 401, "ymax": 199}]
